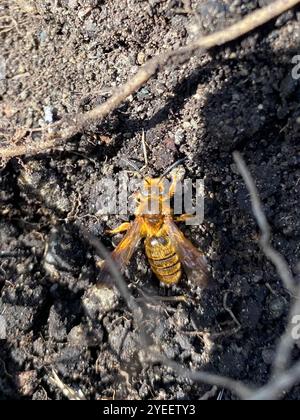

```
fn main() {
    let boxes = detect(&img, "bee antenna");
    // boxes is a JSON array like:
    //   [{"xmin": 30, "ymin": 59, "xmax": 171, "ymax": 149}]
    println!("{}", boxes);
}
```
[
  {"xmin": 120, "ymin": 158, "xmax": 151, "ymax": 185},
  {"xmin": 121, "ymin": 158, "xmax": 142, "ymax": 175},
  {"xmin": 159, "ymin": 157, "xmax": 187, "ymax": 181}
]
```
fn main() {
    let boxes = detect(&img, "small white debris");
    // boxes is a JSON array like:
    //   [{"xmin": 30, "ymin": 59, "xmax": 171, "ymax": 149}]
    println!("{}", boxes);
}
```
[
  {"xmin": 0, "ymin": 315, "xmax": 7, "ymax": 340},
  {"xmin": 68, "ymin": 0, "xmax": 78, "ymax": 9},
  {"xmin": 174, "ymin": 129, "xmax": 185, "ymax": 145},
  {"xmin": 0, "ymin": 56, "xmax": 6, "ymax": 80},
  {"xmin": 44, "ymin": 106, "xmax": 54, "ymax": 124}
]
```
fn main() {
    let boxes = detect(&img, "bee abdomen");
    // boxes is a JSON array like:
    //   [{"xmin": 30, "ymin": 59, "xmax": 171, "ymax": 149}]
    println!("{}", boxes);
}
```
[{"xmin": 145, "ymin": 236, "xmax": 182, "ymax": 285}]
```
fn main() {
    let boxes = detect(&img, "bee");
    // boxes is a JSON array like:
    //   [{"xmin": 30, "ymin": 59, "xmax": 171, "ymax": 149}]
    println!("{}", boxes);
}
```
[{"xmin": 100, "ymin": 161, "xmax": 209, "ymax": 287}]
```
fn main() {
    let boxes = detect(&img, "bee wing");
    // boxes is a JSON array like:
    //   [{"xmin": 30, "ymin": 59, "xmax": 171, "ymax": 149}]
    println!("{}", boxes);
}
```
[
  {"xmin": 164, "ymin": 217, "xmax": 209, "ymax": 287},
  {"xmin": 99, "ymin": 218, "xmax": 142, "ymax": 284}
]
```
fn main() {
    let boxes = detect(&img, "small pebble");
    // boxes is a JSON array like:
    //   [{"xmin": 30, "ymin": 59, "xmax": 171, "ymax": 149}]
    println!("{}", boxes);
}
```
[
  {"xmin": 83, "ymin": 284, "xmax": 119, "ymax": 320},
  {"xmin": 268, "ymin": 297, "xmax": 287, "ymax": 319},
  {"xmin": 17, "ymin": 371, "xmax": 38, "ymax": 396},
  {"xmin": 262, "ymin": 348, "xmax": 275, "ymax": 365},
  {"xmin": 38, "ymin": 30, "xmax": 47, "ymax": 43}
]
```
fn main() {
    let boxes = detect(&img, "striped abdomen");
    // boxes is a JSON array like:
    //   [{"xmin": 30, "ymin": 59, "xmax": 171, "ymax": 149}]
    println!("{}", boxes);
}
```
[{"xmin": 144, "ymin": 236, "xmax": 181, "ymax": 285}]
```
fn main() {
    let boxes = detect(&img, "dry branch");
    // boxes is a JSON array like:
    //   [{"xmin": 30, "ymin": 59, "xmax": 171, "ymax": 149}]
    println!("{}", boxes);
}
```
[
  {"xmin": 146, "ymin": 352, "xmax": 253, "ymax": 399},
  {"xmin": 272, "ymin": 286, "xmax": 300, "ymax": 375},
  {"xmin": 249, "ymin": 360, "xmax": 300, "ymax": 400},
  {"xmin": 234, "ymin": 152, "xmax": 300, "ymax": 399},
  {"xmin": 233, "ymin": 152, "xmax": 296, "ymax": 295},
  {"xmin": 1, "ymin": 0, "xmax": 299, "ymax": 159}
]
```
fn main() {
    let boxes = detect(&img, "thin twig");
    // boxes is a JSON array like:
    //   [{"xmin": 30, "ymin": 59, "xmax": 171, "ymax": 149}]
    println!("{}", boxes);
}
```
[
  {"xmin": 249, "ymin": 360, "xmax": 300, "ymax": 400},
  {"xmin": 48, "ymin": 369, "xmax": 86, "ymax": 400},
  {"xmin": 233, "ymin": 151, "xmax": 300, "ymax": 399},
  {"xmin": 141, "ymin": 130, "xmax": 148, "ymax": 168},
  {"xmin": 199, "ymin": 386, "xmax": 218, "ymax": 400},
  {"xmin": 1, "ymin": 0, "xmax": 299, "ymax": 159},
  {"xmin": 81, "ymin": 228, "xmax": 150, "ymax": 349},
  {"xmin": 223, "ymin": 291, "xmax": 242, "ymax": 332},
  {"xmin": 233, "ymin": 152, "xmax": 296, "ymax": 295},
  {"xmin": 147, "ymin": 352, "xmax": 253, "ymax": 399},
  {"xmin": 272, "ymin": 285, "xmax": 300, "ymax": 375}
]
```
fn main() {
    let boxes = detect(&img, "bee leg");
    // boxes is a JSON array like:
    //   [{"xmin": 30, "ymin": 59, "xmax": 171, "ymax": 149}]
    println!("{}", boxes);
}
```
[
  {"xmin": 174, "ymin": 214, "xmax": 194, "ymax": 222},
  {"xmin": 106, "ymin": 222, "xmax": 131, "ymax": 235}
]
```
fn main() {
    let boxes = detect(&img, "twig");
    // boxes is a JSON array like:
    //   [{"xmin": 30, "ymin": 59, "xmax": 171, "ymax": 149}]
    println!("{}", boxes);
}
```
[
  {"xmin": 1, "ymin": 0, "xmax": 299, "ymax": 159},
  {"xmin": 83, "ymin": 232, "xmax": 140, "ymax": 315},
  {"xmin": 81, "ymin": 228, "xmax": 151, "ymax": 349},
  {"xmin": 147, "ymin": 352, "xmax": 253, "ymax": 399},
  {"xmin": 141, "ymin": 130, "xmax": 148, "ymax": 168},
  {"xmin": 233, "ymin": 151, "xmax": 300, "ymax": 399},
  {"xmin": 48, "ymin": 369, "xmax": 86, "ymax": 400},
  {"xmin": 223, "ymin": 291, "xmax": 241, "ymax": 332},
  {"xmin": 249, "ymin": 360, "xmax": 300, "ymax": 400},
  {"xmin": 0, "ymin": 15, "xmax": 21, "ymax": 35},
  {"xmin": 272, "ymin": 285, "xmax": 300, "ymax": 375},
  {"xmin": 199, "ymin": 386, "xmax": 218, "ymax": 400},
  {"xmin": 233, "ymin": 152, "xmax": 296, "ymax": 295}
]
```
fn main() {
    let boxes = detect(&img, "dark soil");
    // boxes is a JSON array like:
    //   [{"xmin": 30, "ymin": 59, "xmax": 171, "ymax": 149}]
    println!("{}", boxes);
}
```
[{"xmin": 0, "ymin": 0, "xmax": 300, "ymax": 400}]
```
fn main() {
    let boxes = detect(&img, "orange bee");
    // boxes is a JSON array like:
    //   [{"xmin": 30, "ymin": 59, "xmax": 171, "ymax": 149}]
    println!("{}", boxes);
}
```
[{"xmin": 100, "ymin": 163, "xmax": 209, "ymax": 287}]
